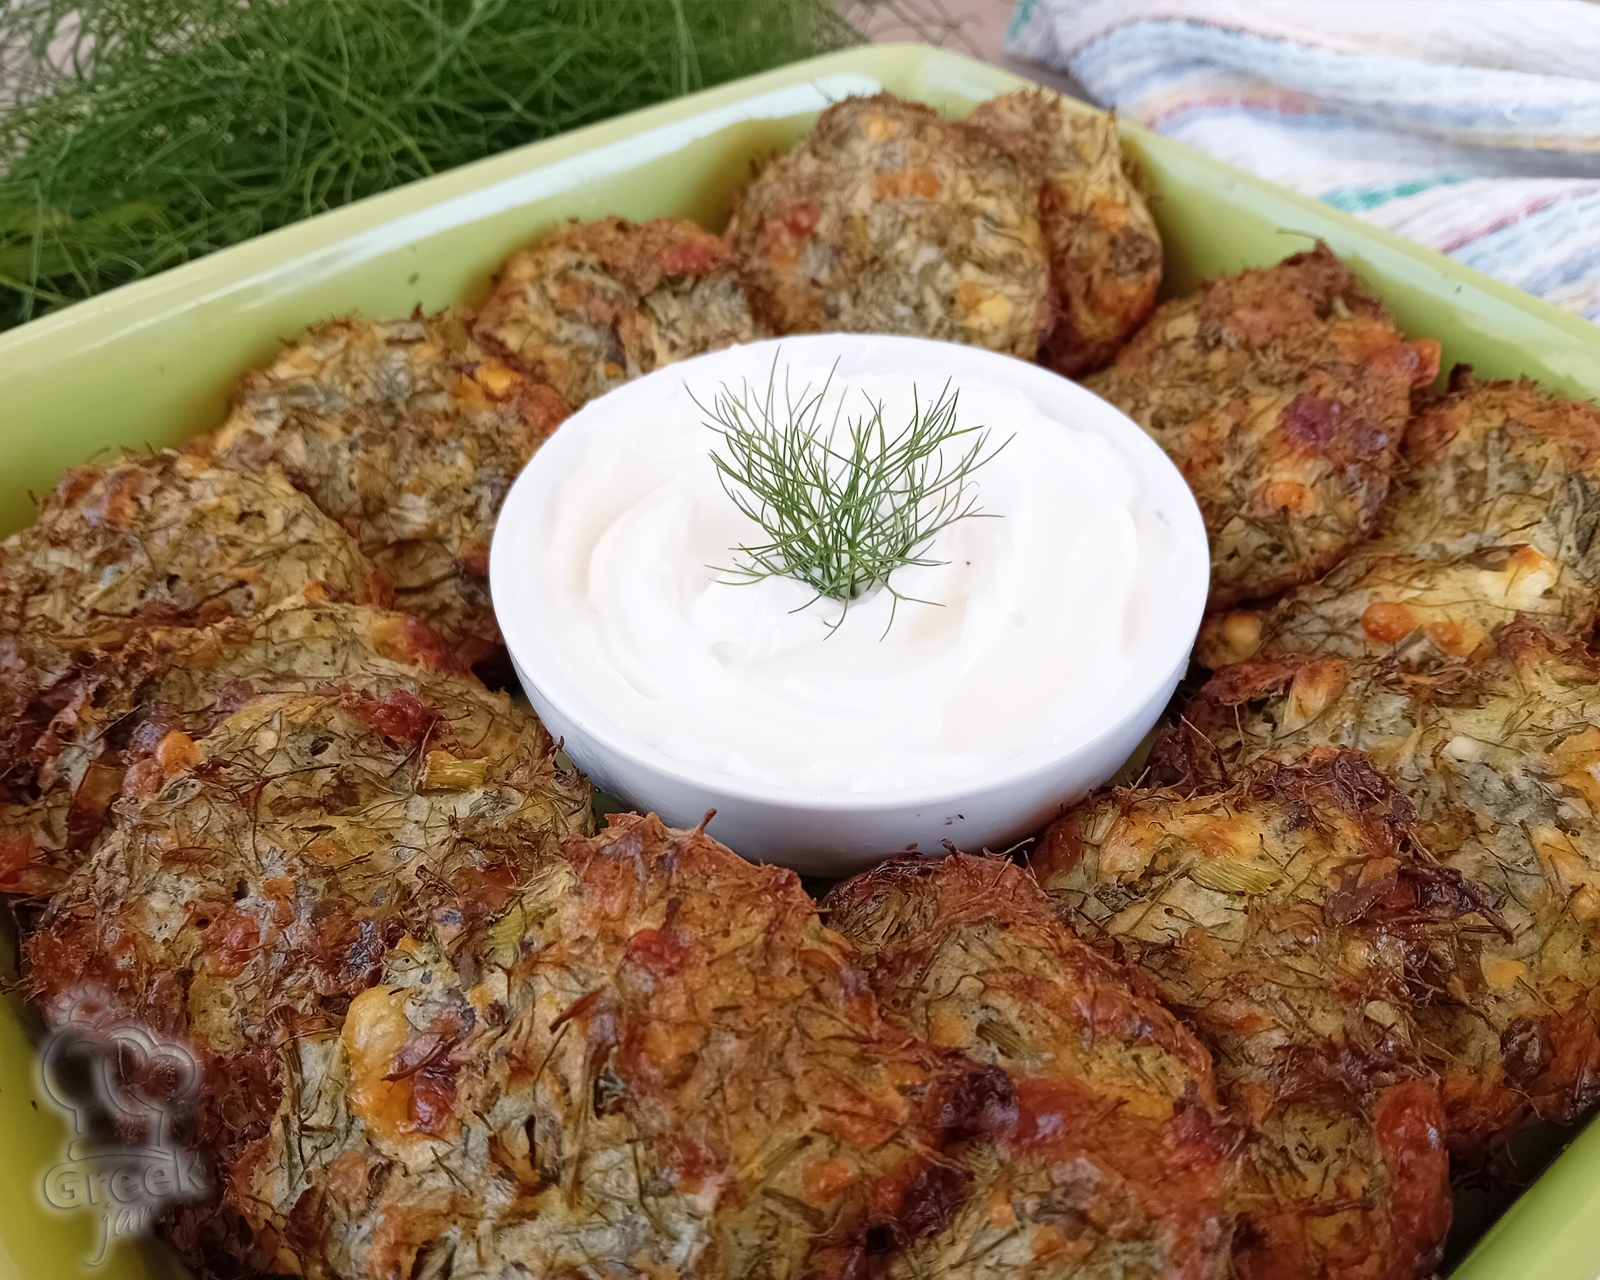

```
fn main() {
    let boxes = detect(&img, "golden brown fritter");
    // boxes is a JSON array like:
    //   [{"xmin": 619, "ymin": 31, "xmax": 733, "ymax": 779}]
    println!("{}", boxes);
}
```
[
  {"xmin": 726, "ymin": 94, "xmax": 1050, "ymax": 358},
  {"xmin": 1036, "ymin": 753, "xmax": 1487, "ymax": 1280},
  {"xmin": 824, "ymin": 854, "xmax": 1237, "ymax": 1280},
  {"xmin": 966, "ymin": 92, "xmax": 1161, "ymax": 376},
  {"xmin": 0, "ymin": 450, "xmax": 384, "ymax": 644},
  {"xmin": 168, "ymin": 814, "xmax": 1002, "ymax": 1280},
  {"xmin": 28, "ymin": 686, "xmax": 591, "ymax": 1041},
  {"xmin": 1159, "ymin": 625, "xmax": 1600, "ymax": 1144},
  {"xmin": 1084, "ymin": 245, "xmax": 1441, "ymax": 607},
  {"xmin": 1201, "ymin": 372, "xmax": 1600, "ymax": 669},
  {"xmin": 474, "ymin": 215, "xmax": 762, "ymax": 408},
  {"xmin": 0, "ymin": 600, "xmax": 547, "ymax": 898},
  {"xmin": 200, "ymin": 311, "xmax": 567, "ymax": 661},
  {"xmin": 0, "ymin": 451, "xmax": 386, "ymax": 785},
  {"xmin": 27, "ymin": 684, "xmax": 593, "ymax": 1274}
]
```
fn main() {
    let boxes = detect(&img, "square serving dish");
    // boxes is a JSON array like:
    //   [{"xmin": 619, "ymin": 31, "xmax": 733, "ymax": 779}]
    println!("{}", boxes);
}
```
[{"xmin": 1, "ymin": 42, "xmax": 1597, "ymax": 1280}]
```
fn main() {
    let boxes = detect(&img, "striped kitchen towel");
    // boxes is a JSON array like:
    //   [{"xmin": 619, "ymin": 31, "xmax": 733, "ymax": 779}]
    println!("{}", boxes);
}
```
[{"xmin": 1006, "ymin": 0, "xmax": 1600, "ymax": 322}]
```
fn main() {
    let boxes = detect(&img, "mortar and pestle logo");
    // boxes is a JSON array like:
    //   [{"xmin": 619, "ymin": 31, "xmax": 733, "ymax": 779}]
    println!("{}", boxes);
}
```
[{"xmin": 36, "ymin": 991, "xmax": 212, "ymax": 1266}]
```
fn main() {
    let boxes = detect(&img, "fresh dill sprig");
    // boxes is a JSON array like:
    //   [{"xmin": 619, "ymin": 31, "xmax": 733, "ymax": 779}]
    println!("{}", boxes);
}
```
[{"xmin": 699, "ymin": 356, "xmax": 1009, "ymax": 629}]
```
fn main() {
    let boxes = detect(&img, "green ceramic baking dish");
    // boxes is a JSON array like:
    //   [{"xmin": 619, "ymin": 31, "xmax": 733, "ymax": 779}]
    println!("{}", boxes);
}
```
[{"xmin": 0, "ymin": 42, "xmax": 1596, "ymax": 1280}]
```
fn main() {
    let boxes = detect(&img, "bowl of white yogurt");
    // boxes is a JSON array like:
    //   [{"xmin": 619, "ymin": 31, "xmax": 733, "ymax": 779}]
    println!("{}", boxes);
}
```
[{"xmin": 491, "ymin": 334, "xmax": 1208, "ymax": 875}]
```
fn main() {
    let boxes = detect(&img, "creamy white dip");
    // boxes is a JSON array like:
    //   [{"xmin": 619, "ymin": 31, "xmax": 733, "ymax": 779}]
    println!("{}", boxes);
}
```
[{"xmin": 504, "ymin": 345, "xmax": 1201, "ymax": 795}]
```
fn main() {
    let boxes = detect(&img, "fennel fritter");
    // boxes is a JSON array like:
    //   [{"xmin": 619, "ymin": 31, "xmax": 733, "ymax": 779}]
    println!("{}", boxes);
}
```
[
  {"xmin": 0, "ymin": 450, "xmax": 384, "ymax": 644},
  {"xmin": 0, "ymin": 600, "xmax": 546, "ymax": 897},
  {"xmin": 726, "ymin": 94, "xmax": 1050, "ymax": 358},
  {"xmin": 1085, "ymin": 244, "xmax": 1440, "ymax": 607},
  {"xmin": 1158, "ymin": 626, "xmax": 1600, "ymax": 1144},
  {"xmin": 205, "ymin": 814, "xmax": 1004, "ymax": 1280},
  {"xmin": 474, "ymin": 215, "xmax": 762, "ymax": 408},
  {"xmin": 824, "ymin": 854, "xmax": 1237, "ymax": 1280},
  {"xmin": 202, "ymin": 311, "xmax": 567, "ymax": 661},
  {"xmin": 1201, "ymin": 372, "xmax": 1600, "ymax": 669},
  {"xmin": 28, "ymin": 684, "xmax": 593, "ymax": 1272},
  {"xmin": 1036, "ymin": 753, "xmax": 1485, "ymax": 1280},
  {"xmin": 0, "ymin": 451, "xmax": 386, "ymax": 790},
  {"xmin": 966, "ymin": 91, "xmax": 1160, "ymax": 376}
]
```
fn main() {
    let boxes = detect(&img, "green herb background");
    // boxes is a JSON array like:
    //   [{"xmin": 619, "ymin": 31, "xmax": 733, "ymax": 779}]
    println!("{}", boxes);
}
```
[{"xmin": 0, "ymin": 0, "xmax": 864, "ymax": 332}]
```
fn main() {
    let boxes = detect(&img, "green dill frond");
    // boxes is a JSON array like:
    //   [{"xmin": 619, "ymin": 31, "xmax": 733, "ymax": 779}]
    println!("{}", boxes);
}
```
[
  {"xmin": 700, "ymin": 354, "xmax": 1009, "ymax": 630},
  {"xmin": 0, "ymin": 0, "xmax": 861, "ymax": 330}
]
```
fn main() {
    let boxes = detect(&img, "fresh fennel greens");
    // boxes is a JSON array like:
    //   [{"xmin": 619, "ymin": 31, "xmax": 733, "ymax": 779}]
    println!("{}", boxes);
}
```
[
  {"xmin": 0, "ymin": 0, "xmax": 860, "ymax": 330},
  {"xmin": 699, "ymin": 356, "xmax": 1009, "ymax": 630}
]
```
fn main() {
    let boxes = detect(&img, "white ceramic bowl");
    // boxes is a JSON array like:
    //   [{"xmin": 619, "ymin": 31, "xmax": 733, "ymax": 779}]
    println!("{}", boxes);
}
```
[{"xmin": 491, "ymin": 335, "xmax": 1209, "ymax": 876}]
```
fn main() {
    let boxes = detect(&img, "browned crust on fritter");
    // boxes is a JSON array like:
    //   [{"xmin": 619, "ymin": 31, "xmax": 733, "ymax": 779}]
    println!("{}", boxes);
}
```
[
  {"xmin": 966, "ymin": 92, "xmax": 1160, "ymax": 376},
  {"xmin": 0, "ymin": 600, "xmax": 548, "ymax": 898},
  {"xmin": 1085, "ymin": 244, "xmax": 1440, "ymax": 607},
  {"xmin": 1035, "ymin": 752, "xmax": 1483, "ymax": 1280},
  {"xmin": 197, "ymin": 311, "xmax": 567, "ymax": 661},
  {"xmin": 474, "ymin": 215, "xmax": 762, "ymax": 408},
  {"xmin": 0, "ymin": 450, "xmax": 386, "ymax": 641},
  {"xmin": 152, "ymin": 814, "xmax": 1008, "ymax": 1279},
  {"xmin": 726, "ymin": 94, "xmax": 1050, "ymax": 358},
  {"xmin": 824, "ymin": 854, "xmax": 1237, "ymax": 1280},
  {"xmin": 1158, "ymin": 626, "xmax": 1600, "ymax": 1143},
  {"xmin": 1201, "ymin": 373, "xmax": 1600, "ymax": 669},
  {"xmin": 27, "ymin": 683, "xmax": 592, "ymax": 1277},
  {"xmin": 0, "ymin": 452, "xmax": 388, "ymax": 803}
]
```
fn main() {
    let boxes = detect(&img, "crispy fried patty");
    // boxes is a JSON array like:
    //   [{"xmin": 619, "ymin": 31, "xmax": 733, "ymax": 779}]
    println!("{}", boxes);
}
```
[
  {"xmin": 825, "ymin": 854, "xmax": 1236, "ymax": 1280},
  {"xmin": 1, "ymin": 450, "xmax": 385, "ymax": 643},
  {"xmin": 1158, "ymin": 625, "xmax": 1600, "ymax": 1145},
  {"xmin": 150, "ymin": 814, "xmax": 1000, "ymax": 1279},
  {"xmin": 1085, "ymin": 244, "xmax": 1440, "ymax": 607},
  {"xmin": 0, "ymin": 451, "xmax": 386, "ymax": 792},
  {"xmin": 727, "ymin": 94, "xmax": 1051, "ymax": 358},
  {"xmin": 0, "ymin": 600, "xmax": 545, "ymax": 898},
  {"xmin": 967, "ymin": 91, "xmax": 1161, "ymax": 376},
  {"xmin": 1036, "ymin": 753, "xmax": 1478, "ymax": 1280},
  {"xmin": 29, "ymin": 681, "xmax": 593, "ymax": 1275},
  {"xmin": 474, "ymin": 215, "xmax": 762, "ymax": 408},
  {"xmin": 1202, "ymin": 371, "xmax": 1600, "ymax": 669},
  {"xmin": 202, "ymin": 311, "xmax": 567, "ymax": 661}
]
